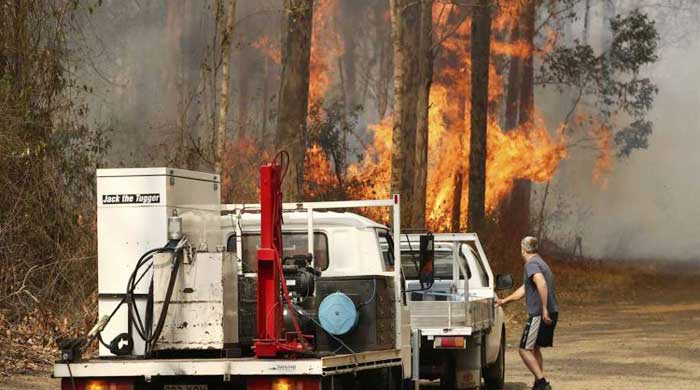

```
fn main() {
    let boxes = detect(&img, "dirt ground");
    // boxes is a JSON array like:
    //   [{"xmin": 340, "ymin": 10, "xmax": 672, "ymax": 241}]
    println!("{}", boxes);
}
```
[
  {"xmin": 2, "ymin": 274, "xmax": 699, "ymax": 390},
  {"xmin": 504, "ymin": 283, "xmax": 700, "ymax": 390}
]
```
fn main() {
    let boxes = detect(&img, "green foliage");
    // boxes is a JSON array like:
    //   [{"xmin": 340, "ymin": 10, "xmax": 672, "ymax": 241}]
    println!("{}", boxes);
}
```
[
  {"xmin": 615, "ymin": 119, "xmax": 652, "ymax": 158},
  {"xmin": 305, "ymin": 99, "xmax": 363, "ymax": 200},
  {"xmin": 307, "ymin": 100, "xmax": 362, "ymax": 174},
  {"xmin": 539, "ymin": 10, "xmax": 660, "ymax": 157}
]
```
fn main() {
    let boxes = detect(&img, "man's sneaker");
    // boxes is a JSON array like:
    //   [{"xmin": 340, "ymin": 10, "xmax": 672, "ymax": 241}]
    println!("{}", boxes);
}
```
[{"xmin": 533, "ymin": 378, "xmax": 551, "ymax": 390}]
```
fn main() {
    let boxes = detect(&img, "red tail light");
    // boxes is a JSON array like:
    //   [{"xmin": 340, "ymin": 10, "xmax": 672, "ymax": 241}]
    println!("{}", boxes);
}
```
[
  {"xmin": 61, "ymin": 378, "xmax": 134, "ymax": 390},
  {"xmin": 434, "ymin": 336, "xmax": 466, "ymax": 349}
]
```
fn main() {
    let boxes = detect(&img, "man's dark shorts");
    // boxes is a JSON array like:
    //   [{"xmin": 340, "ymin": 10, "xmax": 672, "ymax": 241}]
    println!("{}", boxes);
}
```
[{"xmin": 519, "ymin": 312, "xmax": 558, "ymax": 350}]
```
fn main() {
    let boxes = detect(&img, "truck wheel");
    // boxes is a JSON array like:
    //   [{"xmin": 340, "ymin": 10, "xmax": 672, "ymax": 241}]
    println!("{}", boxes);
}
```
[{"xmin": 483, "ymin": 327, "xmax": 506, "ymax": 390}]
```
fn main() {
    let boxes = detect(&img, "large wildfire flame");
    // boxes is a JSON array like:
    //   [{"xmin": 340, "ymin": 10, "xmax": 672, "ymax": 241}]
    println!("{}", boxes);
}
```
[
  {"xmin": 304, "ymin": 1, "xmax": 567, "ymax": 231},
  {"xmin": 246, "ymin": 1, "xmax": 580, "ymax": 231}
]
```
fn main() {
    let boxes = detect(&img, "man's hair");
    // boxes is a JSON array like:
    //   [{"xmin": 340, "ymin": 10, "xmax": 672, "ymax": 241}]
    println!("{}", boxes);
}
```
[{"xmin": 521, "ymin": 236, "xmax": 539, "ymax": 254}]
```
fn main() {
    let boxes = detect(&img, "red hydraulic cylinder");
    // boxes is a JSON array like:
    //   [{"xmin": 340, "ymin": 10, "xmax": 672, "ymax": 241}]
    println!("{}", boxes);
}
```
[
  {"xmin": 255, "ymin": 163, "xmax": 284, "ymax": 357},
  {"xmin": 254, "ymin": 154, "xmax": 312, "ymax": 358}
]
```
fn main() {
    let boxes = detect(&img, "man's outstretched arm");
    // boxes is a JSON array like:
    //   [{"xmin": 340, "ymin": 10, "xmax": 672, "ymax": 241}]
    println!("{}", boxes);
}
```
[
  {"xmin": 532, "ymin": 272, "xmax": 552, "ymax": 324},
  {"xmin": 496, "ymin": 285, "xmax": 525, "ymax": 307}
]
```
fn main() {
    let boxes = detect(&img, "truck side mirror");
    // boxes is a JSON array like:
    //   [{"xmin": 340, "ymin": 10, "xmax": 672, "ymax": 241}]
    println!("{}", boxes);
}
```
[
  {"xmin": 419, "ymin": 233, "xmax": 435, "ymax": 288},
  {"xmin": 495, "ymin": 274, "xmax": 513, "ymax": 291}
]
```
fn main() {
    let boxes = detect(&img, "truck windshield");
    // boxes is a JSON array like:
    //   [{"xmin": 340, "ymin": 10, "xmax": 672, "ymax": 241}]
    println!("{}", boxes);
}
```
[
  {"xmin": 401, "ymin": 250, "xmax": 470, "ymax": 280},
  {"xmin": 231, "ymin": 233, "xmax": 329, "ymax": 272}
]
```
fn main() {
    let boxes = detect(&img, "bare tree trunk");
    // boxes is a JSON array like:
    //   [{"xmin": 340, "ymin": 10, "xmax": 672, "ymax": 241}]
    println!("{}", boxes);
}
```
[
  {"xmin": 507, "ymin": 0, "xmax": 536, "ymax": 238},
  {"xmin": 276, "ymin": 0, "xmax": 314, "ymax": 199},
  {"xmin": 374, "ymin": 3, "xmax": 392, "ymax": 119},
  {"xmin": 451, "ymin": 171, "xmax": 464, "ymax": 232},
  {"xmin": 413, "ymin": 0, "xmax": 434, "ymax": 229},
  {"xmin": 339, "ymin": 0, "xmax": 357, "ymax": 108},
  {"xmin": 536, "ymin": 181, "xmax": 550, "ymax": 241},
  {"xmin": 499, "ymin": 8, "xmax": 522, "ymax": 238},
  {"xmin": 583, "ymin": 0, "xmax": 591, "ymax": 44},
  {"xmin": 467, "ymin": 0, "xmax": 492, "ymax": 233},
  {"xmin": 237, "ymin": 38, "xmax": 251, "ymax": 140},
  {"xmin": 390, "ymin": 0, "xmax": 421, "ymax": 227},
  {"xmin": 214, "ymin": 0, "xmax": 237, "ymax": 176},
  {"xmin": 261, "ymin": 55, "xmax": 270, "ymax": 141}
]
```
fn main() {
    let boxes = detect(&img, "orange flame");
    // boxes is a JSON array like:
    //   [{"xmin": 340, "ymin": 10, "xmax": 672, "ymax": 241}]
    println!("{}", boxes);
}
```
[
  {"xmin": 302, "ymin": 1, "xmax": 568, "ymax": 231},
  {"xmin": 309, "ymin": 0, "xmax": 343, "ymax": 106}
]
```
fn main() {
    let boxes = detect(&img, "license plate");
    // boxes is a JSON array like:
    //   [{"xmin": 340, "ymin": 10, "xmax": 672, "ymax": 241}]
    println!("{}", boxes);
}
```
[{"xmin": 164, "ymin": 386, "xmax": 208, "ymax": 390}]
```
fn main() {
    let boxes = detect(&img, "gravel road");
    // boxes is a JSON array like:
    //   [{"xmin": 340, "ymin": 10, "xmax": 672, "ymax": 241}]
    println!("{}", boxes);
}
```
[{"xmin": 504, "ymin": 288, "xmax": 700, "ymax": 389}]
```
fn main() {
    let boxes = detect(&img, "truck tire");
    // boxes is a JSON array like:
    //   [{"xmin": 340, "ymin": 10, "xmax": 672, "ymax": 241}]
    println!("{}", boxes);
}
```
[{"xmin": 483, "ymin": 327, "xmax": 506, "ymax": 390}]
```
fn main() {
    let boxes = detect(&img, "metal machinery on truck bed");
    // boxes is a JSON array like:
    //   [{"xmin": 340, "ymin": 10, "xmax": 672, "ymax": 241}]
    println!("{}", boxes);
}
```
[{"xmin": 54, "ymin": 155, "xmax": 412, "ymax": 390}]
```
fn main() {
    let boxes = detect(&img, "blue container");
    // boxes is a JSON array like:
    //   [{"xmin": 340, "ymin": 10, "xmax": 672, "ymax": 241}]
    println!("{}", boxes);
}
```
[{"xmin": 318, "ymin": 292, "xmax": 359, "ymax": 336}]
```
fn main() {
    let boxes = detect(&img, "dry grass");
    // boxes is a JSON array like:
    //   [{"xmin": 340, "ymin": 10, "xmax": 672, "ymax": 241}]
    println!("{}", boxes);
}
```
[{"xmin": 498, "ymin": 255, "xmax": 698, "ymax": 325}]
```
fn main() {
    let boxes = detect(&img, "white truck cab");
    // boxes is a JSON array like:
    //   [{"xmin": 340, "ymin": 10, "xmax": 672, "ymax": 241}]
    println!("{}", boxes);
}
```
[{"xmin": 226, "ymin": 211, "xmax": 395, "ymax": 277}]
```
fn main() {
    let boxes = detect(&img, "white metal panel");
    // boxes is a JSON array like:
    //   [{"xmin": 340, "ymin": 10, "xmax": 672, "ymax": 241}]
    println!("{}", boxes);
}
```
[
  {"xmin": 152, "ymin": 252, "xmax": 238, "ymax": 350},
  {"xmin": 420, "ymin": 327, "xmax": 473, "ymax": 336},
  {"xmin": 97, "ymin": 207, "xmax": 169, "ymax": 294},
  {"xmin": 97, "ymin": 167, "xmax": 219, "ymax": 183}
]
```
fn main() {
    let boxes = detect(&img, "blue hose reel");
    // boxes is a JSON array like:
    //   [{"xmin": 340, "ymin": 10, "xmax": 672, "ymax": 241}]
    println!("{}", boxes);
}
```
[{"xmin": 318, "ymin": 292, "xmax": 359, "ymax": 336}]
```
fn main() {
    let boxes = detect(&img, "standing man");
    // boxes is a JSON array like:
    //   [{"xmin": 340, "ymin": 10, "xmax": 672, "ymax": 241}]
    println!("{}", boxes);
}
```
[{"xmin": 497, "ymin": 236, "xmax": 559, "ymax": 390}]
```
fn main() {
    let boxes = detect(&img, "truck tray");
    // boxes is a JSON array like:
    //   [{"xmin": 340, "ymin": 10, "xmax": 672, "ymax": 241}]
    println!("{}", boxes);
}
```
[{"xmin": 53, "ymin": 349, "xmax": 402, "ymax": 378}]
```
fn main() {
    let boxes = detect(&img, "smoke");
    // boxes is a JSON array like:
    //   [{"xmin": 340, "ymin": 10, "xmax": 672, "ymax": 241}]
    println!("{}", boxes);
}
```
[
  {"xmin": 536, "ymin": 1, "xmax": 700, "ymax": 260},
  {"xmin": 76, "ymin": 1, "xmax": 700, "ymax": 259},
  {"xmin": 76, "ymin": 1, "xmax": 284, "ymax": 166}
]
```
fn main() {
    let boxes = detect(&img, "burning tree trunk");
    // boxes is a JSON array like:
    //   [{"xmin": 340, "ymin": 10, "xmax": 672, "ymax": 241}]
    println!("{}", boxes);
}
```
[
  {"xmin": 467, "ymin": 0, "xmax": 492, "ymax": 233},
  {"xmin": 214, "ymin": 0, "xmax": 237, "ymax": 176},
  {"xmin": 504, "ymin": 19, "xmax": 521, "ymax": 132},
  {"xmin": 507, "ymin": 0, "xmax": 536, "ymax": 239},
  {"xmin": 519, "ymin": 0, "xmax": 535, "ymax": 131},
  {"xmin": 389, "ymin": 0, "xmax": 421, "ymax": 227},
  {"xmin": 412, "ymin": 0, "xmax": 434, "ymax": 229},
  {"xmin": 276, "ymin": 0, "xmax": 314, "ymax": 199}
]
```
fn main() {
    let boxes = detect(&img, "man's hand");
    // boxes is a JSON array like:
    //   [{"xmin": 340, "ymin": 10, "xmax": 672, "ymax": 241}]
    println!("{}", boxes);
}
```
[
  {"xmin": 496, "ymin": 285, "xmax": 525, "ymax": 308},
  {"xmin": 542, "ymin": 308, "xmax": 553, "ymax": 325}
]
